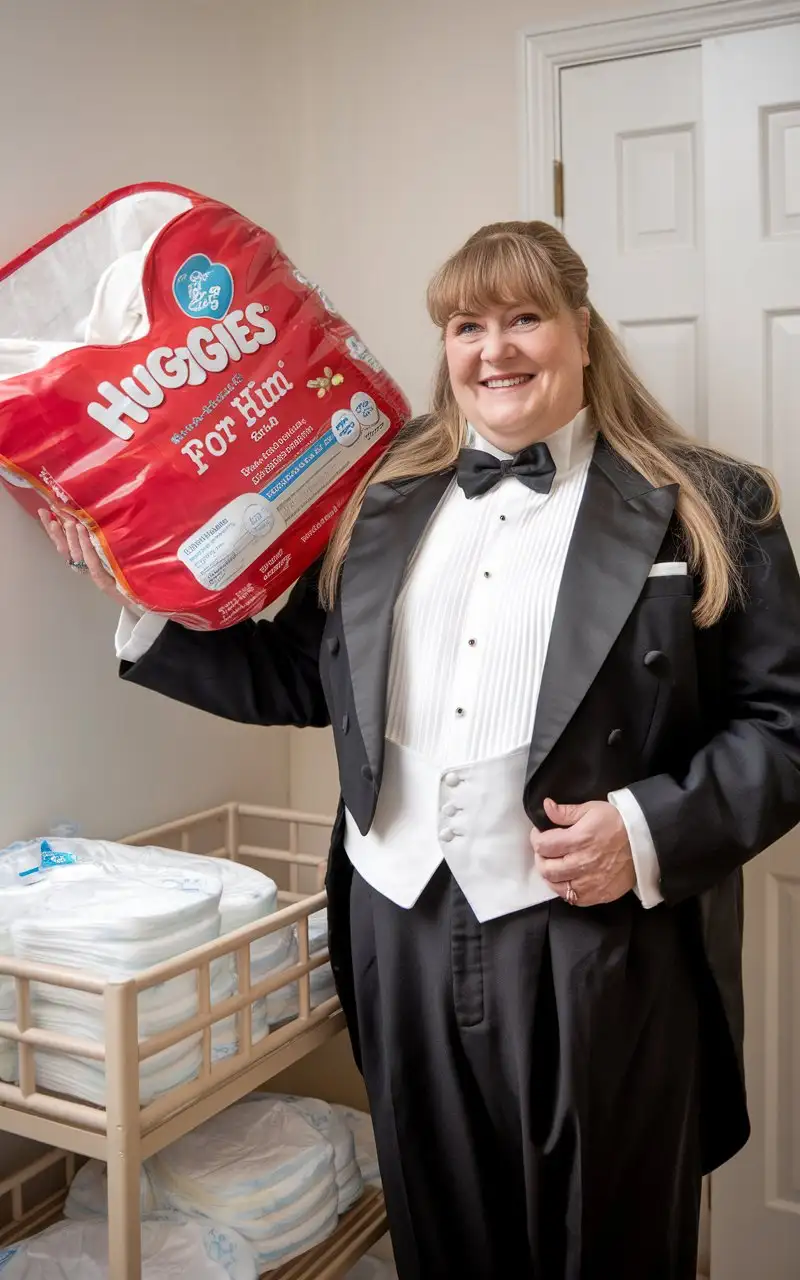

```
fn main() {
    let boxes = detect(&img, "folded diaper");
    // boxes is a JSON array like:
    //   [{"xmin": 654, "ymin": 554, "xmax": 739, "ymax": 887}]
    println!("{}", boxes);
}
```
[
  {"xmin": 332, "ymin": 1106, "xmax": 381, "ymax": 1188},
  {"xmin": 147, "ymin": 1096, "xmax": 339, "ymax": 1270},
  {"xmin": 0, "ymin": 1212, "xmax": 257, "ymax": 1279},
  {"xmin": 64, "ymin": 1159, "xmax": 159, "ymax": 1221},
  {"xmin": 256, "ymin": 1093, "xmax": 363, "ymax": 1214},
  {"xmin": 9, "ymin": 874, "xmax": 222, "ymax": 1106},
  {"xmin": 0, "ymin": 837, "xmax": 301, "ymax": 1101},
  {"xmin": 266, "ymin": 909, "xmax": 337, "ymax": 1027}
]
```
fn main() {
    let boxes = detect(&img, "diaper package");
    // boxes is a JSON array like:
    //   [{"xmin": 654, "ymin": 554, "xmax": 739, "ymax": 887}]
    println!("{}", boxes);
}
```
[
  {"xmin": 332, "ymin": 1106, "xmax": 381, "ymax": 1189},
  {"xmin": 0, "ymin": 183, "xmax": 410, "ymax": 628},
  {"xmin": 0, "ymin": 1214, "xmax": 257, "ymax": 1279},
  {"xmin": 147, "ymin": 1096, "xmax": 340, "ymax": 1270},
  {"xmin": 258, "ymin": 1093, "xmax": 363, "ymax": 1214}
]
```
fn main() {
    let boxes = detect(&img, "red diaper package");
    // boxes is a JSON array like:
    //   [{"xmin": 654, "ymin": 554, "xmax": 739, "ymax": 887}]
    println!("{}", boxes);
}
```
[{"xmin": 0, "ymin": 183, "xmax": 409, "ymax": 627}]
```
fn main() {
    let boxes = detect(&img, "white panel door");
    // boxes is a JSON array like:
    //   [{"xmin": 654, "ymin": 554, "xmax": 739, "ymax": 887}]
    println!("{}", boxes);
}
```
[
  {"xmin": 703, "ymin": 24, "xmax": 800, "ymax": 1280},
  {"xmin": 560, "ymin": 50, "xmax": 705, "ymax": 435}
]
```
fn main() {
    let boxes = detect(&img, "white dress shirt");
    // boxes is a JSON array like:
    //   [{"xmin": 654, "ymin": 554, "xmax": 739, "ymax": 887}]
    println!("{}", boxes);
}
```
[
  {"xmin": 343, "ymin": 408, "xmax": 663, "ymax": 917},
  {"xmin": 116, "ymin": 407, "xmax": 663, "ymax": 916}
]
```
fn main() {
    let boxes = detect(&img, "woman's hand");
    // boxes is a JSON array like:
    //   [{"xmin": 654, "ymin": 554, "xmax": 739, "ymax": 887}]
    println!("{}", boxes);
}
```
[
  {"xmin": 38, "ymin": 509, "xmax": 128, "ymax": 606},
  {"xmin": 531, "ymin": 797, "xmax": 636, "ymax": 907}
]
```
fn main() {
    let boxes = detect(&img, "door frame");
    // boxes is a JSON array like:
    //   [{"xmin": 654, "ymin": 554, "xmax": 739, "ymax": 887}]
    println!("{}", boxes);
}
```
[
  {"xmin": 519, "ymin": 2, "xmax": 800, "ymax": 1275},
  {"xmin": 519, "ymin": 0, "xmax": 800, "ymax": 223}
]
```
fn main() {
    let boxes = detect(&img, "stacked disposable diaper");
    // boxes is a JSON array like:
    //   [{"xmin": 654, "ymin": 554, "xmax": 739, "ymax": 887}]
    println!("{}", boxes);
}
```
[
  {"xmin": 64, "ymin": 1159, "xmax": 159, "ymax": 1222},
  {"xmin": 267, "ymin": 909, "xmax": 337, "ymax": 1026},
  {"xmin": 262, "ymin": 1094, "xmax": 363, "ymax": 1214},
  {"xmin": 333, "ymin": 1106, "xmax": 381, "ymax": 1189},
  {"xmin": 0, "ymin": 1213, "xmax": 257, "ymax": 1279},
  {"xmin": 62, "ymin": 1095, "xmax": 371, "ymax": 1272},
  {"xmin": 0, "ymin": 837, "xmax": 294, "ymax": 1105},
  {"xmin": 147, "ymin": 1096, "xmax": 342, "ymax": 1270},
  {"xmin": 0, "ymin": 183, "xmax": 410, "ymax": 629}
]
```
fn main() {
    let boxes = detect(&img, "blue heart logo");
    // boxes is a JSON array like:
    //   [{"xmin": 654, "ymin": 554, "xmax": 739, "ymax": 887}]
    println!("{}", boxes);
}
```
[{"xmin": 172, "ymin": 253, "xmax": 234, "ymax": 320}]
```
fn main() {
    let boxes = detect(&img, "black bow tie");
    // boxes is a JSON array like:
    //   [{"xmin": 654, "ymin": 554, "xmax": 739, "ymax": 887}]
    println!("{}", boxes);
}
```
[{"xmin": 456, "ymin": 442, "xmax": 557, "ymax": 499}]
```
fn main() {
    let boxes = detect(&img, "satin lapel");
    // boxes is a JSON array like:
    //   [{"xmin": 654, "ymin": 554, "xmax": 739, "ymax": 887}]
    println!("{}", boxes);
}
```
[
  {"xmin": 526, "ymin": 439, "xmax": 678, "ymax": 784},
  {"xmin": 341, "ymin": 471, "xmax": 454, "ymax": 782}
]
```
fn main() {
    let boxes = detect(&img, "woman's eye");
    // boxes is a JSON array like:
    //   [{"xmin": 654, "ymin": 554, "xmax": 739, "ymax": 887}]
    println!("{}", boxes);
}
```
[
  {"xmin": 455, "ymin": 321, "xmax": 480, "ymax": 336},
  {"xmin": 513, "ymin": 313, "xmax": 540, "ymax": 328}
]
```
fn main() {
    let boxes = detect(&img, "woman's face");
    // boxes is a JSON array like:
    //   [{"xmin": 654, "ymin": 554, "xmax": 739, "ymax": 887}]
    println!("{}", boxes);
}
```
[{"xmin": 444, "ymin": 301, "xmax": 590, "ymax": 453}]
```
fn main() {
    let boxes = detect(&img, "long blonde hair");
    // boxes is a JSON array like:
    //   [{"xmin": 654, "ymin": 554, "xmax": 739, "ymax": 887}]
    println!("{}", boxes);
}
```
[{"xmin": 320, "ymin": 220, "xmax": 777, "ymax": 625}]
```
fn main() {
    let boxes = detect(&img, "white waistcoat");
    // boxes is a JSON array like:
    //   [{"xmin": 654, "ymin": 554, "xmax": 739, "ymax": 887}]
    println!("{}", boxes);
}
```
[{"xmin": 344, "ymin": 740, "xmax": 558, "ymax": 923}]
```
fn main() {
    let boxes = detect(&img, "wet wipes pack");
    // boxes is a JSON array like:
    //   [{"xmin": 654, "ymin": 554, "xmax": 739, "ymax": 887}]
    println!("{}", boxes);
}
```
[{"xmin": 0, "ymin": 183, "xmax": 409, "ymax": 628}]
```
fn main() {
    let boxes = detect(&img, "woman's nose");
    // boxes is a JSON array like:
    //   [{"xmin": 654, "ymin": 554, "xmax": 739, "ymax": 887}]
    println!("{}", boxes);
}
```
[{"xmin": 480, "ymin": 328, "xmax": 514, "ymax": 363}]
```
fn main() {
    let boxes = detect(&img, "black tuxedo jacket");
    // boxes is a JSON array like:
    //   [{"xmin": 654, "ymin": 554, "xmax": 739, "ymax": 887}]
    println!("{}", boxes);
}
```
[{"xmin": 123, "ymin": 434, "xmax": 800, "ymax": 1173}]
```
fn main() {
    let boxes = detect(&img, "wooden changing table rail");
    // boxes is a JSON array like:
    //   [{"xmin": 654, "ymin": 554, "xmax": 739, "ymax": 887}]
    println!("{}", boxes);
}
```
[
  {"xmin": 0, "ymin": 1151, "xmax": 388, "ymax": 1279},
  {"xmin": 0, "ymin": 803, "xmax": 393, "ymax": 1279},
  {"xmin": 271, "ymin": 1189, "xmax": 388, "ymax": 1279}
]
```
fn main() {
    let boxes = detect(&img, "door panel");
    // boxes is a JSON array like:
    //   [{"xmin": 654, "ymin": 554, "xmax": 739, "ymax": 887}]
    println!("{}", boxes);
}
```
[
  {"xmin": 560, "ymin": 49, "xmax": 705, "ymax": 435},
  {"xmin": 703, "ymin": 24, "xmax": 800, "ymax": 1280},
  {"xmin": 560, "ymin": 28, "xmax": 800, "ymax": 1278}
]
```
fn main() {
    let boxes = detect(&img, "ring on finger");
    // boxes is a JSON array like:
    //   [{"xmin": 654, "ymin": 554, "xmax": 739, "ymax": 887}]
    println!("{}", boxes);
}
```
[
  {"xmin": 68, "ymin": 558, "xmax": 89, "ymax": 574},
  {"xmin": 565, "ymin": 881, "xmax": 579, "ymax": 906}
]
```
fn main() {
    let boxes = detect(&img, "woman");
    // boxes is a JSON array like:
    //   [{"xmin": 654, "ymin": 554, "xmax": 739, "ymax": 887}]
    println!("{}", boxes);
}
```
[{"xmin": 42, "ymin": 222, "xmax": 800, "ymax": 1279}]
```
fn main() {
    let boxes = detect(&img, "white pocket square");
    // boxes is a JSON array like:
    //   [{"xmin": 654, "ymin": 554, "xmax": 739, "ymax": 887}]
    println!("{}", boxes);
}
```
[{"xmin": 648, "ymin": 561, "xmax": 688, "ymax": 578}]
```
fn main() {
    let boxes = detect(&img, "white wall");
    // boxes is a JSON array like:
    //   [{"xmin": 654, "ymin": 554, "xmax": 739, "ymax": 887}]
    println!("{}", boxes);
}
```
[
  {"xmin": 286, "ymin": 0, "xmax": 715, "ymax": 816},
  {"xmin": 0, "ymin": 0, "xmax": 305, "ymax": 847}
]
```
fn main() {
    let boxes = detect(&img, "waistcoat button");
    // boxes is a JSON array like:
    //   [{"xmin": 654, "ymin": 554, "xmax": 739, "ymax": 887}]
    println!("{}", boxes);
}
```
[
  {"xmin": 643, "ymin": 649, "xmax": 666, "ymax": 669},
  {"xmin": 607, "ymin": 728, "xmax": 624, "ymax": 746},
  {"xmin": 361, "ymin": 764, "xmax": 373, "ymax": 783},
  {"xmin": 327, "ymin": 636, "xmax": 340, "ymax": 656}
]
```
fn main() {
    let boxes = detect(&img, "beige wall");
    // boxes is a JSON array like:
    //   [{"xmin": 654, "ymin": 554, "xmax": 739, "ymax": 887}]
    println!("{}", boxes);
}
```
[
  {"xmin": 287, "ymin": 0, "xmax": 712, "ymax": 815},
  {"xmin": 0, "ymin": 0, "xmax": 307, "ymax": 851}
]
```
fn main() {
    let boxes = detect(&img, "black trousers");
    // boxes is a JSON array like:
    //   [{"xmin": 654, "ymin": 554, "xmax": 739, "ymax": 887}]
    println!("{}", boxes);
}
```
[{"xmin": 349, "ymin": 864, "xmax": 702, "ymax": 1280}]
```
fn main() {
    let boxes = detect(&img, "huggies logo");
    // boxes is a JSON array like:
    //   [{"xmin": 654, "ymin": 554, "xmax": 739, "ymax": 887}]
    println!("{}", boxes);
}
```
[{"xmin": 86, "ymin": 302, "xmax": 277, "ymax": 440}]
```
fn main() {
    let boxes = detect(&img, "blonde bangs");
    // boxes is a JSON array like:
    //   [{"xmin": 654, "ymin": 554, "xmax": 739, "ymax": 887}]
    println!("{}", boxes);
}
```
[{"xmin": 426, "ymin": 233, "xmax": 565, "ymax": 329}]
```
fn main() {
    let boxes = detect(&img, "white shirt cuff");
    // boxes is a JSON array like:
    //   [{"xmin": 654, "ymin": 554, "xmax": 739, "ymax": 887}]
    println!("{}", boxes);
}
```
[
  {"xmin": 608, "ymin": 787, "xmax": 664, "ymax": 909},
  {"xmin": 115, "ymin": 608, "xmax": 169, "ymax": 662}
]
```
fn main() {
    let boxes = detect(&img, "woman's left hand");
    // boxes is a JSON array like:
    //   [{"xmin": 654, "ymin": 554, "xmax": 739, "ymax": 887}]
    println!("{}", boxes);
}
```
[{"xmin": 530, "ymin": 797, "xmax": 636, "ymax": 907}]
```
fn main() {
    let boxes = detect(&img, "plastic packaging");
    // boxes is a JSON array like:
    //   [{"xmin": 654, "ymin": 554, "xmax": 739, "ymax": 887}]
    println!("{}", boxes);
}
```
[
  {"xmin": 257, "ymin": 1093, "xmax": 362, "ymax": 1214},
  {"xmin": 0, "ymin": 184, "xmax": 410, "ymax": 629},
  {"xmin": 332, "ymin": 1106, "xmax": 381, "ymax": 1188},
  {"xmin": 147, "ymin": 1096, "xmax": 339, "ymax": 1270},
  {"xmin": 0, "ymin": 1213, "xmax": 257, "ymax": 1278}
]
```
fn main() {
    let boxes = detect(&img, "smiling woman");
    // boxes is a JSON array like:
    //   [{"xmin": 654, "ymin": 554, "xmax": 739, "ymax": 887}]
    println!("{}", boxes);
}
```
[
  {"xmin": 42, "ymin": 218, "xmax": 800, "ymax": 1280},
  {"xmin": 320, "ymin": 220, "xmax": 776, "ymax": 626},
  {"xmin": 443, "ymin": 302, "xmax": 588, "ymax": 452}
]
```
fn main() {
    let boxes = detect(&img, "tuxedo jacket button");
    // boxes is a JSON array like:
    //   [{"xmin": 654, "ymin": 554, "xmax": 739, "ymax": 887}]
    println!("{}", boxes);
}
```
[
  {"xmin": 327, "ymin": 636, "xmax": 341, "ymax": 656},
  {"xmin": 643, "ymin": 649, "xmax": 666, "ymax": 669},
  {"xmin": 607, "ymin": 728, "xmax": 624, "ymax": 746},
  {"xmin": 361, "ymin": 764, "xmax": 373, "ymax": 782},
  {"xmin": 342, "ymin": 713, "xmax": 350, "ymax": 734}
]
